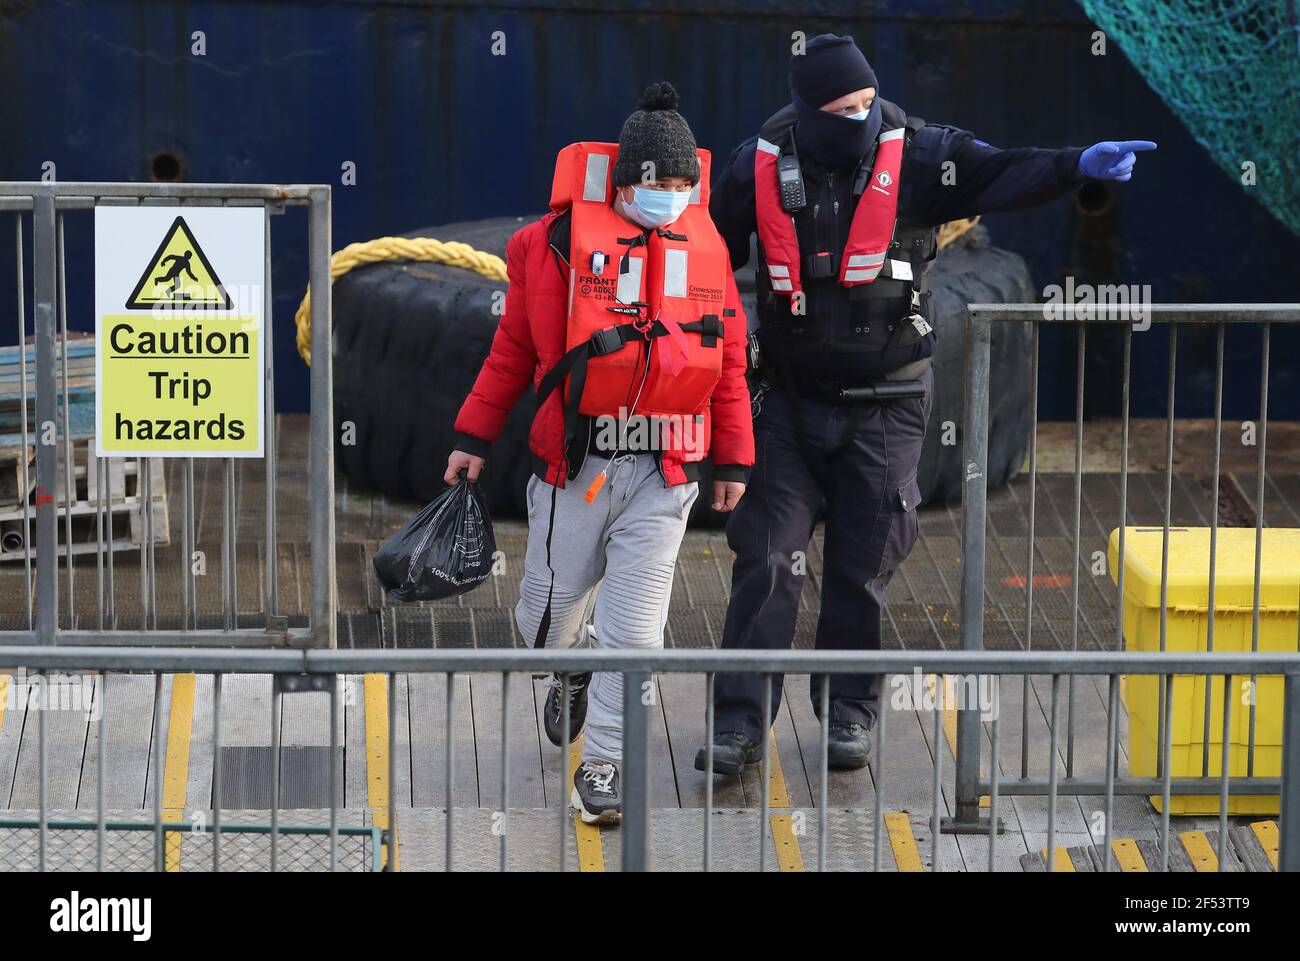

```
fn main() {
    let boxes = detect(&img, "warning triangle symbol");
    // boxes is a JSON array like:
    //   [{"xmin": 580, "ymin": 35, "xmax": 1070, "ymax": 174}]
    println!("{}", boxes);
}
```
[{"xmin": 125, "ymin": 215, "xmax": 233, "ymax": 310}]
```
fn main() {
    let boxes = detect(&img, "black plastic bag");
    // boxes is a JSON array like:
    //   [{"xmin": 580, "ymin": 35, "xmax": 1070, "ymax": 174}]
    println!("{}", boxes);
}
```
[{"xmin": 372, "ymin": 478, "xmax": 496, "ymax": 602}]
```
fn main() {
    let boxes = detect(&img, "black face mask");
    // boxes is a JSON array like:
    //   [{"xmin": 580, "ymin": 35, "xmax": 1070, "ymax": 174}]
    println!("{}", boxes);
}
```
[{"xmin": 792, "ymin": 93, "xmax": 882, "ymax": 170}]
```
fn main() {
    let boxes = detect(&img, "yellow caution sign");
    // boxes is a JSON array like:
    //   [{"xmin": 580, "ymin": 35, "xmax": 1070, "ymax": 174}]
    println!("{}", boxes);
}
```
[
  {"xmin": 125, "ymin": 216, "xmax": 233, "ymax": 310},
  {"xmin": 96, "ymin": 206, "xmax": 265, "ymax": 457}
]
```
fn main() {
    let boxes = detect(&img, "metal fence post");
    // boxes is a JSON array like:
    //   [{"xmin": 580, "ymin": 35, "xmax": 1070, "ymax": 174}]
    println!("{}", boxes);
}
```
[
  {"xmin": 33, "ymin": 189, "xmax": 57, "ymax": 646},
  {"xmin": 1280, "ymin": 672, "xmax": 1300, "ymax": 872},
  {"xmin": 622, "ymin": 670, "xmax": 651, "ymax": 871},
  {"xmin": 307, "ymin": 187, "xmax": 337, "ymax": 649},
  {"xmin": 951, "ymin": 310, "xmax": 991, "ymax": 830}
]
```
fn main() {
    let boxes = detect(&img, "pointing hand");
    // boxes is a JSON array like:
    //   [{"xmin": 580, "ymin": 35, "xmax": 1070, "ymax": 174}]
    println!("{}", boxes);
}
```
[{"xmin": 1078, "ymin": 140, "xmax": 1158, "ymax": 181}]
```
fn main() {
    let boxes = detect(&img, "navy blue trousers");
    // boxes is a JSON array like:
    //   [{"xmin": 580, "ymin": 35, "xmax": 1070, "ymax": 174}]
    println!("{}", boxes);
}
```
[{"xmin": 713, "ymin": 366, "xmax": 932, "ymax": 741}]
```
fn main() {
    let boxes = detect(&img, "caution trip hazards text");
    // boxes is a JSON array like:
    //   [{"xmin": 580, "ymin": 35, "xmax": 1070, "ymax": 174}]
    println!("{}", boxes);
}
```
[{"xmin": 96, "ymin": 206, "xmax": 266, "ymax": 458}]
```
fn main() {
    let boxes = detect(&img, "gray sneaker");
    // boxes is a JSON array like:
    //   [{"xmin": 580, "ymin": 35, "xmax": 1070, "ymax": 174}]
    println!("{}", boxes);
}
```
[{"xmin": 571, "ymin": 760, "xmax": 621, "ymax": 825}]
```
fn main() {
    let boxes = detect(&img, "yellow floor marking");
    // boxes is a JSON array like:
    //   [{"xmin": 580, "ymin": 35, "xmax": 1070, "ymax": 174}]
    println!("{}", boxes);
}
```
[
  {"xmin": 763, "ymin": 731, "xmax": 791, "ymax": 808},
  {"xmin": 567, "ymin": 736, "xmax": 605, "ymax": 871},
  {"xmin": 770, "ymin": 814, "xmax": 807, "ymax": 871},
  {"xmin": 161, "ymin": 673, "xmax": 196, "ymax": 872},
  {"xmin": 0, "ymin": 674, "xmax": 10, "ymax": 736},
  {"xmin": 928, "ymin": 675, "xmax": 990, "ymax": 809},
  {"xmin": 762, "ymin": 731, "xmax": 805, "ymax": 872},
  {"xmin": 885, "ymin": 811, "xmax": 925, "ymax": 871},
  {"xmin": 1250, "ymin": 821, "xmax": 1278, "ymax": 871},
  {"xmin": 1180, "ymin": 831, "xmax": 1218, "ymax": 872},
  {"xmin": 1111, "ymin": 838, "xmax": 1148, "ymax": 872},
  {"xmin": 364, "ymin": 673, "xmax": 399, "ymax": 871},
  {"xmin": 1042, "ymin": 846, "xmax": 1076, "ymax": 871}
]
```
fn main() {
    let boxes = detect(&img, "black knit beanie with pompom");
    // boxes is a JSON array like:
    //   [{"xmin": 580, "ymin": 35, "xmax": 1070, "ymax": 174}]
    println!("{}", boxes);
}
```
[{"xmin": 612, "ymin": 81, "xmax": 700, "ymax": 188}]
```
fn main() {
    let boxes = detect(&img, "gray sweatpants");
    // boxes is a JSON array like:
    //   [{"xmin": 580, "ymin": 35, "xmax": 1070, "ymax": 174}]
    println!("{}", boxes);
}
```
[{"xmin": 514, "ymin": 452, "xmax": 697, "ymax": 764}]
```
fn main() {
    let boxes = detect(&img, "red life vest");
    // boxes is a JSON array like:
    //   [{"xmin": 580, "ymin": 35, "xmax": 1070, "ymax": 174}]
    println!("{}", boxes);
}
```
[
  {"xmin": 539, "ymin": 141, "xmax": 731, "ymax": 427},
  {"xmin": 754, "ymin": 119, "xmax": 906, "ymax": 303}
]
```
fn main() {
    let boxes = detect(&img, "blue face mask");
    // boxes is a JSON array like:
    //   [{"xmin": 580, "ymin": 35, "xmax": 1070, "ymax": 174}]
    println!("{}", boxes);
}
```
[
  {"xmin": 845, "ymin": 109, "xmax": 871, "ymax": 121},
  {"xmin": 623, "ymin": 186, "xmax": 692, "ymax": 229}
]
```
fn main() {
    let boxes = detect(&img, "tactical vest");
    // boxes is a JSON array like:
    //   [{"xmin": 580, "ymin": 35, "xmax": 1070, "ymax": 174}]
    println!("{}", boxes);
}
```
[{"xmin": 752, "ymin": 99, "xmax": 937, "ymax": 357}]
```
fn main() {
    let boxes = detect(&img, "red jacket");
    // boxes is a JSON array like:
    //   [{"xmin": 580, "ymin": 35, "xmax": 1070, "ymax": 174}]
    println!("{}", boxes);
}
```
[{"xmin": 453, "ymin": 210, "xmax": 754, "ymax": 487}]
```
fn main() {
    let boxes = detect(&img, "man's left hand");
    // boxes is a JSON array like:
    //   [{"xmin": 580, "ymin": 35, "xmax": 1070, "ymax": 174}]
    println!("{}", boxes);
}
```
[
  {"xmin": 1078, "ymin": 140, "xmax": 1158, "ymax": 181},
  {"xmin": 712, "ymin": 481, "xmax": 746, "ymax": 512}
]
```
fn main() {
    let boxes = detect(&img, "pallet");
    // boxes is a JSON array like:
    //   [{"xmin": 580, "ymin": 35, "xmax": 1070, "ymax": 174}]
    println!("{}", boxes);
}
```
[
  {"xmin": 0, "ymin": 438, "xmax": 168, "ymax": 562},
  {"xmin": 0, "ymin": 334, "xmax": 96, "ymax": 511}
]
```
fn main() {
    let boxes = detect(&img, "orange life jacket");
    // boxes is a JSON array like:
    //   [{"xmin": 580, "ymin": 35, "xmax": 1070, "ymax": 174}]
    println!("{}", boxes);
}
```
[{"xmin": 537, "ymin": 142, "xmax": 732, "ymax": 431}]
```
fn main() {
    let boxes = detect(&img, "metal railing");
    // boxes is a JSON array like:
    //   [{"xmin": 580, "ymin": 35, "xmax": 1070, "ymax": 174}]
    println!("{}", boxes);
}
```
[
  {"xmin": 0, "ymin": 645, "xmax": 1296, "ymax": 872},
  {"xmin": 955, "ymin": 303, "xmax": 1300, "ymax": 865},
  {"xmin": 0, "ymin": 182, "xmax": 335, "ymax": 648}
]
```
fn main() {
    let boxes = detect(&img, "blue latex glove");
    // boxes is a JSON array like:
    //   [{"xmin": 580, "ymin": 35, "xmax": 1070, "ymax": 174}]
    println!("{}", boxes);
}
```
[{"xmin": 1078, "ymin": 140, "xmax": 1157, "ymax": 181}]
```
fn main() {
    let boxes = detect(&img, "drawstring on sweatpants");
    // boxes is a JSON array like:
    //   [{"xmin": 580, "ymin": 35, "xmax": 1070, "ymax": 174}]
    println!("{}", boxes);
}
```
[{"xmin": 610, "ymin": 452, "xmax": 637, "ymax": 502}]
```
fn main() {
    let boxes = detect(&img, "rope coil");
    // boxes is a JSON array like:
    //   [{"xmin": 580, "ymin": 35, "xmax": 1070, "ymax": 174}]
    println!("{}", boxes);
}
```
[{"xmin": 294, "ymin": 237, "xmax": 507, "ymax": 364}]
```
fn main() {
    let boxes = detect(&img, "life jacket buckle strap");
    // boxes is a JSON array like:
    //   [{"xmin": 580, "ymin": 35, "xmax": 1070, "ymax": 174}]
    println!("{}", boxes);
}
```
[
  {"xmin": 804, "ymin": 250, "xmax": 838, "ymax": 278},
  {"xmin": 589, "ymin": 326, "xmax": 627, "ymax": 357}
]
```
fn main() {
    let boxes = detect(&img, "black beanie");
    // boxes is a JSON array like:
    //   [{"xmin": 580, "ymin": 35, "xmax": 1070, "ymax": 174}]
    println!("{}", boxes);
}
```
[
  {"xmin": 789, "ymin": 34, "xmax": 878, "ymax": 108},
  {"xmin": 612, "ymin": 81, "xmax": 700, "ymax": 188}
]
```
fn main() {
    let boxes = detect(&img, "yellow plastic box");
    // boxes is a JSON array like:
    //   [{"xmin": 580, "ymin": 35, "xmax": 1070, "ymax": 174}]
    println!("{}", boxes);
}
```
[{"xmin": 1107, "ymin": 527, "xmax": 1300, "ymax": 815}]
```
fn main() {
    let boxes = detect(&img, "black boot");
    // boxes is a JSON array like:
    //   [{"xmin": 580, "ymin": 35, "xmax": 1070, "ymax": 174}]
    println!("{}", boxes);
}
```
[
  {"xmin": 543, "ymin": 672, "xmax": 591, "ymax": 747},
  {"xmin": 694, "ymin": 731, "xmax": 762, "ymax": 776},
  {"xmin": 826, "ymin": 722, "xmax": 871, "ymax": 770}
]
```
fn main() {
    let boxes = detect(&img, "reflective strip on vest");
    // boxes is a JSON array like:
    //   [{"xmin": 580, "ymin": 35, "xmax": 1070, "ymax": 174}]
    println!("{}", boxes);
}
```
[
  {"xmin": 663, "ymin": 248, "xmax": 688, "ymax": 299},
  {"xmin": 846, "ymin": 253, "xmax": 886, "ymax": 268},
  {"xmin": 689, "ymin": 181, "xmax": 702, "ymax": 206},
  {"xmin": 843, "ymin": 269, "xmax": 880, "ymax": 282},
  {"xmin": 583, "ymin": 153, "xmax": 609, "ymax": 203},
  {"xmin": 767, "ymin": 262, "xmax": 793, "ymax": 291},
  {"xmin": 843, "ymin": 251, "xmax": 886, "ymax": 283},
  {"xmin": 617, "ymin": 254, "xmax": 644, "ymax": 304}
]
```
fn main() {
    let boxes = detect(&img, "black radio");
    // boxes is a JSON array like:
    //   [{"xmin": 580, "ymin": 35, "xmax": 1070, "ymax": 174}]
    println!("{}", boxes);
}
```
[{"xmin": 777, "ymin": 153, "xmax": 806, "ymax": 212}]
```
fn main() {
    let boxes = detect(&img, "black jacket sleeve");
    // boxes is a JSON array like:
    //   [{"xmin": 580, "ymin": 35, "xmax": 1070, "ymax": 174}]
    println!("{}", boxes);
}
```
[
  {"xmin": 711, "ymin": 464, "xmax": 751, "ymax": 484},
  {"xmin": 709, "ymin": 138, "xmax": 760, "ymax": 271},
  {"xmin": 903, "ymin": 124, "xmax": 1088, "ymax": 227}
]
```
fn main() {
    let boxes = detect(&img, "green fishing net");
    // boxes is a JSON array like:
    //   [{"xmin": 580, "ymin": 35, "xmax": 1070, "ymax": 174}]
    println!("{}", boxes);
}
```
[{"xmin": 1077, "ymin": 0, "xmax": 1300, "ymax": 236}]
